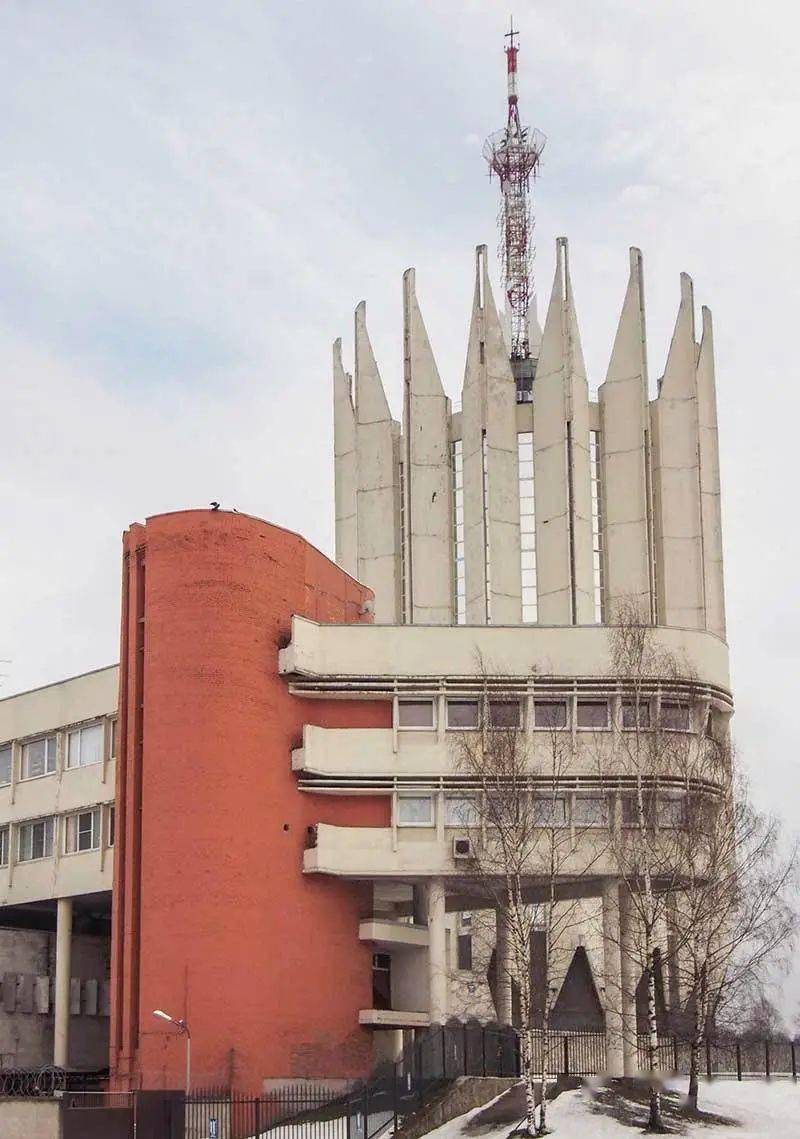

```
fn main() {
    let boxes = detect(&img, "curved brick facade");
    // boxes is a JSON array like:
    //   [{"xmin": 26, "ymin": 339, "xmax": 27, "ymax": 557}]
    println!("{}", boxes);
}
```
[{"xmin": 111, "ymin": 510, "xmax": 390, "ymax": 1093}]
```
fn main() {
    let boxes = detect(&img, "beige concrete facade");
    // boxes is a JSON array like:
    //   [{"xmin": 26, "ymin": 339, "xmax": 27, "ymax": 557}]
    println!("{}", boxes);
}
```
[{"xmin": 0, "ymin": 666, "xmax": 118, "ymax": 1071}]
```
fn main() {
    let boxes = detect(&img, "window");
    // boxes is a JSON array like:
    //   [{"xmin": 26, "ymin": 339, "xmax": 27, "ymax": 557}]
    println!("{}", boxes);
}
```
[
  {"xmin": 532, "ymin": 796, "xmax": 567, "ymax": 827},
  {"xmin": 0, "ymin": 744, "xmax": 11, "ymax": 786},
  {"xmin": 18, "ymin": 817, "xmax": 54, "ymax": 862},
  {"xmin": 660, "ymin": 702, "xmax": 691, "ymax": 731},
  {"xmin": 452, "ymin": 440, "xmax": 466, "ymax": 625},
  {"xmin": 398, "ymin": 700, "xmax": 436, "ymax": 730},
  {"xmin": 20, "ymin": 736, "xmax": 56, "ymax": 779},
  {"xmin": 110, "ymin": 719, "xmax": 118, "ymax": 758},
  {"xmin": 64, "ymin": 808, "xmax": 101, "ymax": 854},
  {"xmin": 622, "ymin": 701, "xmax": 650, "ymax": 729},
  {"xmin": 67, "ymin": 722, "xmax": 104, "ymax": 768},
  {"xmin": 534, "ymin": 700, "xmax": 568, "ymax": 729},
  {"xmin": 488, "ymin": 700, "xmax": 522, "ymax": 729},
  {"xmin": 0, "ymin": 825, "xmax": 8, "ymax": 867},
  {"xmin": 576, "ymin": 701, "xmax": 609, "ymax": 729},
  {"xmin": 659, "ymin": 794, "xmax": 687, "ymax": 828},
  {"xmin": 446, "ymin": 700, "xmax": 479, "ymax": 730},
  {"xmin": 518, "ymin": 431, "xmax": 537, "ymax": 623},
  {"xmin": 572, "ymin": 796, "xmax": 609, "ymax": 827},
  {"xmin": 108, "ymin": 805, "xmax": 115, "ymax": 848},
  {"xmin": 397, "ymin": 794, "xmax": 434, "ymax": 827},
  {"xmin": 444, "ymin": 795, "xmax": 479, "ymax": 827},
  {"xmin": 622, "ymin": 794, "xmax": 656, "ymax": 827}
]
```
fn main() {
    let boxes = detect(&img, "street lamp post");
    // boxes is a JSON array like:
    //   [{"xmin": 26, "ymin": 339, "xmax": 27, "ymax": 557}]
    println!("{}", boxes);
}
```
[{"xmin": 153, "ymin": 1009, "xmax": 191, "ymax": 1094}]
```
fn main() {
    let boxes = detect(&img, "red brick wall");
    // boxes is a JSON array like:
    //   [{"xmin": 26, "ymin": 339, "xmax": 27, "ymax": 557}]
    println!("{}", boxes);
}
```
[{"xmin": 111, "ymin": 511, "xmax": 390, "ymax": 1093}]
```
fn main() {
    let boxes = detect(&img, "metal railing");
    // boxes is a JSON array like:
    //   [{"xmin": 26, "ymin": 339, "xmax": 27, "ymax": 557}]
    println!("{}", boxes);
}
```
[{"xmin": 636, "ymin": 1035, "xmax": 799, "ymax": 1079}]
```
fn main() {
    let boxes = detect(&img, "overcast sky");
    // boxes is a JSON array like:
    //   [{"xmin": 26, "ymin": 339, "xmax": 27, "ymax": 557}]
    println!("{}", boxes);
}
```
[{"xmin": 2, "ymin": 0, "xmax": 799, "ymax": 993}]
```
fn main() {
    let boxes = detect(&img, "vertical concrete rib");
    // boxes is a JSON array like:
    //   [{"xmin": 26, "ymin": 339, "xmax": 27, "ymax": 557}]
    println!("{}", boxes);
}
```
[
  {"xmin": 598, "ymin": 248, "xmax": 654, "ymax": 620},
  {"xmin": 460, "ymin": 247, "xmax": 522, "ymax": 624},
  {"xmin": 533, "ymin": 238, "xmax": 593, "ymax": 624},
  {"xmin": 333, "ymin": 339, "xmax": 358, "ymax": 578},
  {"xmin": 697, "ymin": 307, "xmax": 726, "ymax": 640},
  {"xmin": 650, "ymin": 274, "xmax": 705, "ymax": 629},
  {"xmin": 403, "ymin": 269, "xmax": 453, "ymax": 624},
  {"xmin": 355, "ymin": 302, "xmax": 401, "ymax": 623}
]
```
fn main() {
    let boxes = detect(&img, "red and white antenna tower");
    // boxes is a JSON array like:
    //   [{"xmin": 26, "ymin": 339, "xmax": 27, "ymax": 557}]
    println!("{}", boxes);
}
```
[{"xmin": 482, "ymin": 18, "xmax": 546, "ymax": 360}]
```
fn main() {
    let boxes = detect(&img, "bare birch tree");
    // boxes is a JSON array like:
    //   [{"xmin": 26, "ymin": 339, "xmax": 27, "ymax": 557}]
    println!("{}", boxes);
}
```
[{"xmin": 451, "ymin": 673, "xmax": 606, "ymax": 1136}]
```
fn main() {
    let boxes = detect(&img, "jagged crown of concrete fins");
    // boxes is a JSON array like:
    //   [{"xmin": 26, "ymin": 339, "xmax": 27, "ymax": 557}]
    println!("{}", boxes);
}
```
[{"xmin": 333, "ymin": 239, "xmax": 725, "ymax": 641}]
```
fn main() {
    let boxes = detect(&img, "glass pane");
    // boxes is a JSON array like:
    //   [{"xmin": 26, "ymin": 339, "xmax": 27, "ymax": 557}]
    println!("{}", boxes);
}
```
[
  {"xmin": 447, "ymin": 700, "xmax": 479, "ymax": 729},
  {"xmin": 576, "ymin": 702, "xmax": 608, "ymax": 729},
  {"xmin": 659, "ymin": 795, "xmax": 686, "ymax": 827},
  {"xmin": 573, "ymin": 796, "xmax": 609, "ymax": 827},
  {"xmin": 81, "ymin": 723, "xmax": 104, "ymax": 766},
  {"xmin": 23, "ymin": 739, "xmax": 45, "ymax": 778},
  {"xmin": 397, "ymin": 795, "xmax": 433, "ymax": 826},
  {"xmin": 444, "ymin": 796, "xmax": 479, "ymax": 826},
  {"xmin": 534, "ymin": 701, "xmax": 568, "ymax": 728},
  {"xmin": 398, "ymin": 701, "xmax": 435, "ymax": 729},
  {"xmin": 660, "ymin": 703, "xmax": 690, "ymax": 731},
  {"xmin": 0, "ymin": 745, "xmax": 11, "ymax": 785},
  {"xmin": 68, "ymin": 730, "xmax": 81, "ymax": 767},
  {"xmin": 533, "ymin": 797, "xmax": 567, "ymax": 826},
  {"xmin": 0, "ymin": 827, "xmax": 8, "ymax": 866},
  {"xmin": 622, "ymin": 701, "xmax": 650, "ymax": 729},
  {"xmin": 110, "ymin": 719, "xmax": 118, "ymax": 758},
  {"xmin": 489, "ymin": 701, "xmax": 521, "ymax": 728},
  {"xmin": 45, "ymin": 736, "xmax": 57, "ymax": 772}
]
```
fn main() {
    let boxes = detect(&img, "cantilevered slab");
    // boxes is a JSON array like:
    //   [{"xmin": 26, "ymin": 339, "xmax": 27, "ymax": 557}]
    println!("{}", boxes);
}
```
[
  {"xmin": 598, "ymin": 248, "xmax": 654, "ymax": 619},
  {"xmin": 333, "ymin": 338, "xmax": 358, "ymax": 577},
  {"xmin": 650, "ymin": 275, "xmax": 705, "ymax": 629},
  {"xmin": 403, "ymin": 269, "xmax": 452, "ymax": 624},
  {"xmin": 355, "ymin": 302, "xmax": 401, "ymax": 623}
]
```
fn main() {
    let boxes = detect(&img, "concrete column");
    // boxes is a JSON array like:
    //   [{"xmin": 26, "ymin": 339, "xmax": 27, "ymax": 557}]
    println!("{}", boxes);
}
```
[
  {"xmin": 426, "ymin": 878, "xmax": 447, "ymax": 1025},
  {"xmin": 601, "ymin": 879, "xmax": 624, "ymax": 1077},
  {"xmin": 495, "ymin": 906, "xmax": 514, "ymax": 1025},
  {"xmin": 619, "ymin": 886, "xmax": 639, "ymax": 1076},
  {"xmin": 54, "ymin": 896, "xmax": 73, "ymax": 1068}
]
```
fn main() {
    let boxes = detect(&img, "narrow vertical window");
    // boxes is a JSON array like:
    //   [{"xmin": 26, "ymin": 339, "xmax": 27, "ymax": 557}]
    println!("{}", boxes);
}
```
[
  {"xmin": 451, "ymin": 441, "xmax": 465, "ymax": 624},
  {"xmin": 590, "ymin": 430, "xmax": 605, "ymax": 623},
  {"xmin": 518, "ymin": 431, "xmax": 537, "ymax": 622}
]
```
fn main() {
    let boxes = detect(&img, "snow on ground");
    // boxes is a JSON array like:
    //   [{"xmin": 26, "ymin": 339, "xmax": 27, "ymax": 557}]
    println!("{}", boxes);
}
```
[{"xmin": 424, "ymin": 1079, "xmax": 799, "ymax": 1139}]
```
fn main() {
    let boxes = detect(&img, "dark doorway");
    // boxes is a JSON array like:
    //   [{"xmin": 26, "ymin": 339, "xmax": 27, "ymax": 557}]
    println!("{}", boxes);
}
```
[
  {"xmin": 551, "ymin": 947, "xmax": 605, "ymax": 1031},
  {"xmin": 372, "ymin": 952, "xmax": 391, "ymax": 1009}
]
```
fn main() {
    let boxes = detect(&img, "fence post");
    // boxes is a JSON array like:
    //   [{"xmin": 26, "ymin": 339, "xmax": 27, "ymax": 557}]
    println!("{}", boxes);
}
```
[
  {"xmin": 563, "ymin": 1036, "xmax": 570, "ymax": 1079},
  {"xmin": 392, "ymin": 1069, "xmax": 399, "ymax": 1135},
  {"xmin": 255, "ymin": 1096, "xmax": 261, "ymax": 1139},
  {"xmin": 672, "ymin": 1036, "xmax": 678, "ymax": 1073},
  {"xmin": 765, "ymin": 1039, "xmax": 771, "ymax": 1079},
  {"xmin": 463, "ymin": 1022, "xmax": 469, "ymax": 1076},
  {"xmin": 736, "ymin": 1039, "xmax": 742, "ymax": 1082},
  {"xmin": 792, "ymin": 1040, "xmax": 797, "ymax": 1082},
  {"xmin": 705, "ymin": 1037, "xmax": 712, "ymax": 1080},
  {"xmin": 441, "ymin": 1028, "xmax": 447, "ymax": 1080},
  {"xmin": 481, "ymin": 1026, "xmax": 486, "ymax": 1077},
  {"xmin": 364, "ymin": 1082, "xmax": 369, "ymax": 1139}
]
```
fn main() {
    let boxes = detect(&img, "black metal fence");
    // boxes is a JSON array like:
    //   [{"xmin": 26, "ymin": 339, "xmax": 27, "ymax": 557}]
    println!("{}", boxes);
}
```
[{"xmin": 636, "ymin": 1034, "xmax": 799, "ymax": 1080}]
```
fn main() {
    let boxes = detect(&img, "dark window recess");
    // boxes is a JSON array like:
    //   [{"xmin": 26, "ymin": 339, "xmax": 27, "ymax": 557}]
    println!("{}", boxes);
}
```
[
  {"xmin": 660, "ymin": 702, "xmax": 691, "ymax": 731},
  {"xmin": 622, "ymin": 701, "xmax": 650, "ymax": 729},
  {"xmin": 447, "ymin": 700, "xmax": 479, "ymax": 729},
  {"xmin": 534, "ymin": 700, "xmax": 568, "ymax": 729},
  {"xmin": 457, "ymin": 934, "xmax": 473, "ymax": 971},
  {"xmin": 372, "ymin": 953, "xmax": 391, "ymax": 1010},
  {"xmin": 489, "ymin": 701, "xmax": 521, "ymax": 728},
  {"xmin": 576, "ymin": 701, "xmax": 608, "ymax": 729}
]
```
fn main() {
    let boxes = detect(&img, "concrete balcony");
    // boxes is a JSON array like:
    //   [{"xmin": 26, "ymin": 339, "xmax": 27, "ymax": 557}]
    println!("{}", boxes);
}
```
[
  {"xmin": 279, "ymin": 617, "xmax": 731, "ymax": 694},
  {"xmin": 359, "ymin": 918, "xmax": 429, "ymax": 949},
  {"xmin": 359, "ymin": 1008, "xmax": 430, "ymax": 1029}
]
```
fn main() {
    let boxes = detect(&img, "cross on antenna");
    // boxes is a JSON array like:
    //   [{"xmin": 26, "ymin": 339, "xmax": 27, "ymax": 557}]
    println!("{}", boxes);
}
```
[{"xmin": 505, "ymin": 16, "xmax": 518, "ymax": 51}]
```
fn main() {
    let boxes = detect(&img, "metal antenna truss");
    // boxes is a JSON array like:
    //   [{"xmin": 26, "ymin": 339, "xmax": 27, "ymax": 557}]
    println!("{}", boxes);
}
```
[{"xmin": 482, "ymin": 18, "xmax": 546, "ymax": 360}]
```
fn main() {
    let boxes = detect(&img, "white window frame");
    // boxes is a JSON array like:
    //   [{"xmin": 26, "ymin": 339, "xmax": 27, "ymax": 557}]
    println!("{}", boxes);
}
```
[
  {"xmin": 0, "ymin": 743, "xmax": 11, "ymax": 787},
  {"xmin": 110, "ymin": 718, "xmax": 118, "ymax": 759},
  {"xmin": 396, "ymin": 792, "xmax": 435, "ymax": 828},
  {"xmin": 107, "ymin": 804, "xmax": 115, "ymax": 848},
  {"xmin": 0, "ymin": 825, "xmax": 9, "ymax": 867},
  {"xmin": 20, "ymin": 735, "xmax": 57, "ymax": 781},
  {"xmin": 397, "ymin": 699, "xmax": 437, "ymax": 731},
  {"xmin": 66, "ymin": 721, "xmax": 104, "ymax": 769},
  {"xmin": 63, "ymin": 808, "xmax": 102, "ymax": 855},
  {"xmin": 445, "ymin": 699, "xmax": 480, "ymax": 731},
  {"xmin": 444, "ymin": 794, "xmax": 480, "ymax": 827},
  {"xmin": 17, "ymin": 816, "xmax": 55, "ymax": 862}
]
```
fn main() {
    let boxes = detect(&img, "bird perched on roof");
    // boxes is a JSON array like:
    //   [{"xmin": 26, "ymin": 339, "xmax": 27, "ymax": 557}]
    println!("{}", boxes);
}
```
[{"xmin": 210, "ymin": 501, "xmax": 220, "ymax": 511}]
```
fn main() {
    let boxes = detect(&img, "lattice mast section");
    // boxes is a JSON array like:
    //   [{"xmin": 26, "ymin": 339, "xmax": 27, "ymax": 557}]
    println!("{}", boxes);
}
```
[{"xmin": 482, "ymin": 20, "xmax": 546, "ymax": 359}]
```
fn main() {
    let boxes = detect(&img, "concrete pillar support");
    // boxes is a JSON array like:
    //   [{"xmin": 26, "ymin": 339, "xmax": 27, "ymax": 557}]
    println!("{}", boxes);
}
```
[
  {"xmin": 619, "ymin": 885, "xmax": 639, "ymax": 1076},
  {"xmin": 601, "ymin": 879, "xmax": 624, "ymax": 1077},
  {"xmin": 54, "ymin": 896, "xmax": 73, "ymax": 1068},
  {"xmin": 495, "ymin": 906, "xmax": 514, "ymax": 1026},
  {"xmin": 426, "ymin": 878, "xmax": 447, "ymax": 1025}
]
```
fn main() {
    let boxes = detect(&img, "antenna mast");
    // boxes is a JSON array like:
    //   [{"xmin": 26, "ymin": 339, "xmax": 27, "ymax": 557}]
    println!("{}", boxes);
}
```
[{"xmin": 482, "ymin": 18, "xmax": 546, "ymax": 361}]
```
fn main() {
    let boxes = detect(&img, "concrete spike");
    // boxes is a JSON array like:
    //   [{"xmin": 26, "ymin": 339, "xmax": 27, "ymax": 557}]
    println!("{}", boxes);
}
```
[
  {"xmin": 659, "ymin": 273, "xmax": 696, "ymax": 398},
  {"xmin": 603, "ymin": 248, "xmax": 648, "ymax": 389},
  {"xmin": 404, "ymin": 269, "xmax": 446, "ymax": 400},
  {"xmin": 697, "ymin": 305, "xmax": 725, "ymax": 639},
  {"xmin": 535, "ymin": 245, "xmax": 566, "ymax": 384},
  {"xmin": 355, "ymin": 301, "xmax": 393, "ymax": 425},
  {"xmin": 333, "ymin": 337, "xmax": 358, "ymax": 577}
]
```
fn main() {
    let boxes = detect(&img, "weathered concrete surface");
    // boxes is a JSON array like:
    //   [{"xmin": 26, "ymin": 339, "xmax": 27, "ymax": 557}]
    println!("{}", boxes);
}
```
[
  {"xmin": 398, "ymin": 1077, "xmax": 518, "ymax": 1139},
  {"xmin": 0, "ymin": 1098, "xmax": 61, "ymax": 1139}
]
